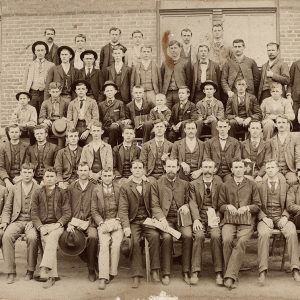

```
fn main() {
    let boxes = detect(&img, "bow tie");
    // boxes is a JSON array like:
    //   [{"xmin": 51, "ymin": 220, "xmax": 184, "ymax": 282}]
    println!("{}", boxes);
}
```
[
  {"xmin": 200, "ymin": 61, "xmax": 207, "ymax": 65},
  {"xmin": 219, "ymin": 137, "xmax": 227, "ymax": 141}
]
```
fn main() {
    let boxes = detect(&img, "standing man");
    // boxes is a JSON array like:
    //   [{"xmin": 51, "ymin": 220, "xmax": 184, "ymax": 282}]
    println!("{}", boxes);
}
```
[
  {"xmin": 204, "ymin": 119, "xmax": 241, "ymax": 182},
  {"xmin": 0, "ymin": 163, "xmax": 39, "ymax": 284},
  {"xmin": 37, "ymin": 28, "xmax": 59, "ymax": 65},
  {"xmin": 219, "ymin": 160, "xmax": 261, "ymax": 289},
  {"xmin": 257, "ymin": 160, "xmax": 300, "ymax": 286},
  {"xmin": 118, "ymin": 160, "xmax": 161, "ymax": 288},
  {"xmin": 258, "ymin": 43, "xmax": 290, "ymax": 103},
  {"xmin": 189, "ymin": 160, "xmax": 223, "ymax": 285},
  {"xmin": 221, "ymin": 39, "xmax": 260, "ymax": 99},
  {"xmin": 72, "ymin": 34, "xmax": 86, "ymax": 70},
  {"xmin": 127, "ymin": 30, "xmax": 144, "ymax": 68},
  {"xmin": 31, "ymin": 167, "xmax": 71, "ymax": 288},
  {"xmin": 25, "ymin": 41, "xmax": 54, "ymax": 115},
  {"xmin": 180, "ymin": 28, "xmax": 197, "ymax": 65},
  {"xmin": 99, "ymin": 27, "xmax": 127, "ymax": 70}
]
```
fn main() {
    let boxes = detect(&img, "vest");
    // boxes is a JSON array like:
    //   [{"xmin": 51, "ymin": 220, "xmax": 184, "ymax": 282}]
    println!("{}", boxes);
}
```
[
  {"xmin": 140, "ymin": 63, "xmax": 153, "ymax": 91},
  {"xmin": 168, "ymin": 72, "xmax": 178, "ymax": 91},
  {"xmin": 152, "ymin": 144, "xmax": 164, "ymax": 177},
  {"xmin": 103, "ymin": 190, "xmax": 118, "ymax": 220},
  {"xmin": 91, "ymin": 148, "xmax": 102, "ymax": 174},
  {"xmin": 185, "ymin": 142, "xmax": 200, "ymax": 173},
  {"xmin": 45, "ymin": 189, "xmax": 57, "ymax": 224},
  {"xmin": 133, "ymin": 187, "xmax": 148, "ymax": 222},
  {"xmin": 18, "ymin": 186, "xmax": 32, "ymax": 222},
  {"xmin": 277, "ymin": 138, "xmax": 288, "ymax": 175},
  {"xmin": 115, "ymin": 71, "xmax": 122, "ymax": 89},
  {"xmin": 61, "ymin": 68, "xmax": 71, "ymax": 95},
  {"xmin": 122, "ymin": 147, "xmax": 132, "ymax": 178},
  {"xmin": 218, "ymin": 147, "xmax": 230, "ymax": 176},
  {"xmin": 237, "ymin": 102, "xmax": 247, "ymax": 118},
  {"xmin": 36, "ymin": 145, "xmax": 45, "ymax": 179},
  {"xmin": 10, "ymin": 143, "xmax": 21, "ymax": 179},
  {"xmin": 266, "ymin": 184, "xmax": 282, "ymax": 221}
]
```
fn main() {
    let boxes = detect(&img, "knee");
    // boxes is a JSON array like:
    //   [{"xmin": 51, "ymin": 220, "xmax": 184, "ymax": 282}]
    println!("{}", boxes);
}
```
[
  {"xmin": 222, "ymin": 234, "xmax": 233, "ymax": 245},
  {"xmin": 193, "ymin": 231, "xmax": 205, "ymax": 242},
  {"xmin": 162, "ymin": 233, "xmax": 172, "ymax": 243},
  {"xmin": 182, "ymin": 229, "xmax": 192, "ymax": 241},
  {"xmin": 210, "ymin": 229, "xmax": 221, "ymax": 240},
  {"xmin": 2, "ymin": 231, "xmax": 14, "ymax": 243},
  {"xmin": 88, "ymin": 231, "xmax": 98, "ymax": 242},
  {"xmin": 258, "ymin": 229, "xmax": 271, "ymax": 239},
  {"xmin": 26, "ymin": 232, "xmax": 38, "ymax": 243}
]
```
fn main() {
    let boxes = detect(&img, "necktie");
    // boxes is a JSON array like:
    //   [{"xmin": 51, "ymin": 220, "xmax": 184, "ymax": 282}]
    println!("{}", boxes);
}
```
[
  {"xmin": 270, "ymin": 182, "xmax": 276, "ymax": 193},
  {"xmin": 87, "ymin": 68, "xmax": 91, "ymax": 77},
  {"xmin": 239, "ymin": 96, "xmax": 245, "ymax": 105},
  {"xmin": 204, "ymin": 182, "xmax": 211, "ymax": 195},
  {"xmin": 80, "ymin": 100, "xmax": 84, "ymax": 109}
]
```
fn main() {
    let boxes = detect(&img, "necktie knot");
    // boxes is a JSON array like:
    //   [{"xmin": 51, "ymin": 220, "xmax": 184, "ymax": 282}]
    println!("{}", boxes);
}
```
[{"xmin": 80, "ymin": 100, "xmax": 84, "ymax": 108}]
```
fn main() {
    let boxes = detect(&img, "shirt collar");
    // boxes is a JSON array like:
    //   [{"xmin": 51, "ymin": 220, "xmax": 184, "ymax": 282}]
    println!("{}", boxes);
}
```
[
  {"xmin": 132, "ymin": 178, "xmax": 143, "ymax": 185},
  {"xmin": 103, "ymin": 183, "xmax": 113, "ymax": 189},
  {"xmin": 234, "ymin": 177, "xmax": 244, "ymax": 184},
  {"xmin": 219, "ymin": 135, "xmax": 228, "ymax": 141},
  {"xmin": 123, "ymin": 142, "xmax": 132, "ymax": 148}
]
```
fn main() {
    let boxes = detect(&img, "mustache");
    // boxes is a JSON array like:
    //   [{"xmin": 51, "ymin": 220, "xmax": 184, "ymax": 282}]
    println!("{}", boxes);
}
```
[{"xmin": 203, "ymin": 171, "xmax": 213, "ymax": 175}]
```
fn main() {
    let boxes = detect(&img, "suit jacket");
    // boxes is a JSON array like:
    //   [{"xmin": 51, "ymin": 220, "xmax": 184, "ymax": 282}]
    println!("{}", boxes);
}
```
[
  {"xmin": 196, "ymin": 97, "xmax": 224, "ymax": 120},
  {"xmin": 241, "ymin": 139, "xmax": 272, "ymax": 177},
  {"xmin": 161, "ymin": 58, "xmax": 192, "ymax": 94},
  {"xmin": 270, "ymin": 133, "xmax": 300, "ymax": 173},
  {"xmin": 191, "ymin": 59, "xmax": 221, "ymax": 101},
  {"xmin": 287, "ymin": 184, "xmax": 300, "ymax": 216},
  {"xmin": 0, "ymin": 141, "xmax": 28, "ymax": 180},
  {"xmin": 131, "ymin": 61, "xmax": 162, "ymax": 93},
  {"xmin": 169, "ymin": 100, "xmax": 198, "ymax": 126},
  {"xmin": 140, "ymin": 138, "xmax": 173, "ymax": 176},
  {"xmin": 189, "ymin": 175, "xmax": 223, "ymax": 221},
  {"xmin": 125, "ymin": 100, "xmax": 154, "ymax": 127},
  {"xmin": 80, "ymin": 142, "xmax": 113, "ymax": 171},
  {"xmin": 118, "ymin": 180, "xmax": 152, "ymax": 229},
  {"xmin": 91, "ymin": 183, "xmax": 120, "ymax": 224},
  {"xmin": 33, "ymin": 43, "xmax": 59, "ymax": 65},
  {"xmin": 38, "ymin": 97, "xmax": 69, "ymax": 123},
  {"xmin": 98, "ymin": 99, "xmax": 125, "ymax": 128},
  {"xmin": 287, "ymin": 60, "xmax": 300, "ymax": 102},
  {"xmin": 45, "ymin": 64, "xmax": 79, "ymax": 99},
  {"xmin": 204, "ymin": 136, "xmax": 241, "ymax": 172},
  {"xmin": 78, "ymin": 67, "xmax": 104, "ymax": 102},
  {"xmin": 258, "ymin": 57, "xmax": 290, "ymax": 100},
  {"xmin": 2, "ymin": 181, "xmax": 39, "ymax": 224},
  {"xmin": 258, "ymin": 176, "xmax": 289, "ymax": 221},
  {"xmin": 221, "ymin": 56, "xmax": 260, "ymax": 96},
  {"xmin": 225, "ymin": 92, "xmax": 262, "ymax": 121},
  {"xmin": 0, "ymin": 186, "xmax": 8, "ymax": 223},
  {"xmin": 99, "ymin": 43, "xmax": 127, "ymax": 70},
  {"xmin": 180, "ymin": 45, "xmax": 198, "ymax": 65},
  {"xmin": 54, "ymin": 146, "xmax": 83, "ymax": 182},
  {"xmin": 67, "ymin": 96, "xmax": 99, "ymax": 130},
  {"xmin": 30, "ymin": 186, "xmax": 71, "ymax": 228},
  {"xmin": 113, "ymin": 143, "xmax": 141, "ymax": 177},
  {"xmin": 103, "ymin": 64, "xmax": 132, "ymax": 104},
  {"xmin": 25, "ymin": 142, "xmax": 58, "ymax": 172},
  {"xmin": 151, "ymin": 175, "xmax": 190, "ymax": 220}
]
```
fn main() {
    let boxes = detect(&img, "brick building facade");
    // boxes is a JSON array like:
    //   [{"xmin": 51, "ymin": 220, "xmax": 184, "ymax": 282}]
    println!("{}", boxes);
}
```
[{"xmin": 0, "ymin": 0, "xmax": 299, "ymax": 128}]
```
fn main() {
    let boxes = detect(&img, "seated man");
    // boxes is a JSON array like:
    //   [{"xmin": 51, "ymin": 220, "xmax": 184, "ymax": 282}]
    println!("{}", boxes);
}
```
[
  {"xmin": 270, "ymin": 115, "xmax": 300, "ymax": 185},
  {"xmin": 54, "ymin": 129, "xmax": 82, "ymax": 189},
  {"xmin": 218, "ymin": 160, "xmax": 261, "ymax": 289},
  {"xmin": 168, "ymin": 86, "xmax": 199, "ymax": 142},
  {"xmin": 91, "ymin": 168, "xmax": 124, "ymax": 290},
  {"xmin": 204, "ymin": 119, "xmax": 241, "ymax": 182},
  {"xmin": 98, "ymin": 81, "xmax": 126, "ymax": 147},
  {"xmin": 257, "ymin": 160, "xmax": 300, "ymax": 286},
  {"xmin": 151, "ymin": 158, "xmax": 193, "ymax": 285},
  {"xmin": 125, "ymin": 85, "xmax": 154, "ymax": 143},
  {"xmin": 66, "ymin": 162, "xmax": 98, "ymax": 282},
  {"xmin": 196, "ymin": 80, "xmax": 224, "ymax": 137},
  {"xmin": 261, "ymin": 82, "xmax": 295, "ymax": 140},
  {"xmin": 0, "ymin": 124, "xmax": 28, "ymax": 188},
  {"xmin": 67, "ymin": 80, "xmax": 99, "ymax": 147},
  {"xmin": 189, "ymin": 159, "xmax": 223, "ymax": 286},
  {"xmin": 0, "ymin": 163, "xmax": 39, "ymax": 284},
  {"xmin": 118, "ymin": 160, "xmax": 160, "ymax": 288},
  {"xmin": 287, "ymin": 174, "xmax": 300, "ymax": 228},
  {"xmin": 31, "ymin": 167, "xmax": 71, "ymax": 288},
  {"xmin": 226, "ymin": 78, "xmax": 262, "ymax": 137},
  {"xmin": 241, "ymin": 121, "xmax": 272, "ymax": 182},
  {"xmin": 25, "ymin": 125, "xmax": 58, "ymax": 184},
  {"xmin": 170, "ymin": 120, "xmax": 204, "ymax": 181}
]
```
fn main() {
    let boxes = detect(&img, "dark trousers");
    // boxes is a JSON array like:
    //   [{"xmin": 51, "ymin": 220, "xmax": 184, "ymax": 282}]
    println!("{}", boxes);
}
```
[
  {"xmin": 292, "ymin": 101, "xmax": 300, "ymax": 131},
  {"xmin": 228, "ymin": 119, "xmax": 248, "ymax": 139},
  {"xmin": 197, "ymin": 120, "xmax": 218, "ymax": 138},
  {"xmin": 130, "ymin": 223, "xmax": 160, "ymax": 277},
  {"xmin": 160, "ymin": 220, "xmax": 192, "ymax": 276},
  {"xmin": 166, "ymin": 90, "xmax": 179, "ymax": 109},
  {"xmin": 135, "ymin": 121, "xmax": 153, "ymax": 143},
  {"xmin": 104, "ymin": 124, "xmax": 122, "ymax": 147},
  {"xmin": 29, "ymin": 89, "xmax": 44, "ymax": 116}
]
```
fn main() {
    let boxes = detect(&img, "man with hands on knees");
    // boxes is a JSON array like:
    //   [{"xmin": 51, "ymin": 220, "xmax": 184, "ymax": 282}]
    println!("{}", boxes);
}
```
[{"xmin": 257, "ymin": 160, "xmax": 300, "ymax": 286}]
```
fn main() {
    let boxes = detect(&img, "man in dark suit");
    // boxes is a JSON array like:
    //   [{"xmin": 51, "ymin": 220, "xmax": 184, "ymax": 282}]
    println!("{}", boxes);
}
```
[
  {"xmin": 0, "ymin": 124, "xmax": 28, "ymax": 188},
  {"xmin": 0, "ymin": 163, "xmax": 39, "ymax": 284},
  {"xmin": 191, "ymin": 44, "xmax": 221, "ymax": 103},
  {"xmin": 31, "ymin": 167, "xmax": 71, "ymax": 288},
  {"xmin": 171, "ymin": 120, "xmax": 204, "ymax": 181},
  {"xmin": 78, "ymin": 50, "xmax": 104, "ymax": 102},
  {"xmin": 99, "ymin": 27, "xmax": 127, "ymax": 70},
  {"xmin": 226, "ymin": 78, "xmax": 262, "ymax": 137},
  {"xmin": 25, "ymin": 125, "xmax": 58, "ymax": 183},
  {"xmin": 189, "ymin": 160, "xmax": 223, "ymax": 285},
  {"xmin": 218, "ymin": 160, "xmax": 261, "ymax": 289},
  {"xmin": 43, "ymin": 28, "xmax": 59, "ymax": 65},
  {"xmin": 204, "ymin": 119, "xmax": 241, "ymax": 182},
  {"xmin": 221, "ymin": 39, "xmax": 260, "ymax": 99},
  {"xmin": 151, "ymin": 158, "xmax": 192, "ymax": 285},
  {"xmin": 118, "ymin": 160, "xmax": 160, "ymax": 288}
]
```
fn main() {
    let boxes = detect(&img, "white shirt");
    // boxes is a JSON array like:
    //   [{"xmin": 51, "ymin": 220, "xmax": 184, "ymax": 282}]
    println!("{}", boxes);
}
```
[
  {"xmin": 186, "ymin": 138, "xmax": 197, "ymax": 152},
  {"xmin": 267, "ymin": 177, "xmax": 279, "ymax": 190},
  {"xmin": 74, "ymin": 50, "xmax": 85, "ymax": 70}
]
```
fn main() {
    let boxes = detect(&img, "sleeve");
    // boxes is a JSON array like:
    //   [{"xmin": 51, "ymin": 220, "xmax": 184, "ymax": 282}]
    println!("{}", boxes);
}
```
[
  {"xmin": 250, "ymin": 96, "xmax": 263, "ymax": 121},
  {"xmin": 1, "ymin": 187, "xmax": 14, "ymax": 224},
  {"xmin": 225, "ymin": 98, "xmax": 235, "ymax": 119},
  {"xmin": 252, "ymin": 59, "xmax": 260, "ymax": 93},
  {"xmin": 118, "ymin": 186, "xmax": 130, "ymax": 229},
  {"xmin": 44, "ymin": 66, "xmax": 54, "ymax": 100},
  {"xmin": 39, "ymin": 101, "xmax": 48, "ymax": 124},
  {"xmin": 57, "ymin": 190, "xmax": 72, "ymax": 226},
  {"xmin": 284, "ymin": 101, "xmax": 295, "ymax": 121},
  {"xmin": 287, "ymin": 62, "xmax": 295, "ymax": 96},
  {"xmin": 30, "ymin": 189, "xmax": 43, "ymax": 229},
  {"xmin": 221, "ymin": 62, "xmax": 231, "ymax": 94},
  {"xmin": 91, "ymin": 189, "xmax": 104, "ymax": 225},
  {"xmin": 150, "ymin": 182, "xmax": 165, "ymax": 220},
  {"xmin": 99, "ymin": 47, "xmax": 104, "ymax": 70},
  {"xmin": 248, "ymin": 181, "xmax": 261, "ymax": 214},
  {"xmin": 272, "ymin": 62, "xmax": 290, "ymax": 86},
  {"xmin": 287, "ymin": 185, "xmax": 300, "ymax": 215},
  {"xmin": 188, "ymin": 183, "xmax": 200, "ymax": 221},
  {"xmin": 54, "ymin": 149, "xmax": 64, "ymax": 182}
]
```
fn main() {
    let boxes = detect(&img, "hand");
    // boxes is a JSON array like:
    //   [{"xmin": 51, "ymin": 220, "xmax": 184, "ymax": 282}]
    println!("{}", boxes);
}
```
[
  {"xmin": 4, "ymin": 179, "xmax": 13, "ymax": 189},
  {"xmin": 278, "ymin": 216, "xmax": 288, "ymax": 229},
  {"xmin": 227, "ymin": 91, "xmax": 234, "ymax": 98},
  {"xmin": 266, "ymin": 70, "xmax": 273, "ymax": 78},
  {"xmin": 255, "ymin": 175, "xmax": 263, "ymax": 183},
  {"xmin": 226, "ymin": 204, "xmax": 238, "ymax": 214},
  {"xmin": 80, "ymin": 130, "xmax": 90, "ymax": 140},
  {"xmin": 243, "ymin": 117, "xmax": 251, "ymax": 126},
  {"xmin": 263, "ymin": 217, "xmax": 274, "ymax": 229},
  {"xmin": 58, "ymin": 181, "xmax": 68, "ymax": 189},
  {"xmin": 181, "ymin": 162, "xmax": 190, "ymax": 175},
  {"xmin": 206, "ymin": 116, "xmax": 217, "ymax": 123},
  {"xmin": 122, "ymin": 119, "xmax": 131, "ymax": 125},
  {"xmin": 12, "ymin": 176, "xmax": 22, "ymax": 184},
  {"xmin": 89, "ymin": 172, "xmax": 100, "ymax": 182},
  {"xmin": 159, "ymin": 218, "xmax": 169, "ymax": 231},
  {"xmin": 25, "ymin": 221, "xmax": 33, "ymax": 231},
  {"xmin": 40, "ymin": 226, "xmax": 48, "ymax": 236},
  {"xmin": 191, "ymin": 169, "xmax": 202, "ymax": 180},
  {"xmin": 179, "ymin": 204, "xmax": 189, "ymax": 215},
  {"xmin": 124, "ymin": 227, "xmax": 131, "ymax": 238},
  {"xmin": 287, "ymin": 95, "xmax": 293, "ymax": 106},
  {"xmin": 235, "ymin": 117, "xmax": 244, "ymax": 125},
  {"xmin": 43, "ymin": 119, "xmax": 52, "ymax": 127},
  {"xmin": 193, "ymin": 219, "xmax": 203, "ymax": 232},
  {"xmin": 237, "ymin": 206, "xmax": 249, "ymax": 215},
  {"xmin": 67, "ymin": 224, "xmax": 75, "ymax": 233},
  {"xmin": 0, "ymin": 223, "xmax": 8, "ymax": 231},
  {"xmin": 161, "ymin": 153, "xmax": 170, "ymax": 162}
]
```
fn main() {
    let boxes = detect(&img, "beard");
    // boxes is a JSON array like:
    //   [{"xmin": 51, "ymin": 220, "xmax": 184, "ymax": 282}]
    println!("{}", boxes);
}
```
[{"xmin": 166, "ymin": 172, "xmax": 176, "ymax": 180}]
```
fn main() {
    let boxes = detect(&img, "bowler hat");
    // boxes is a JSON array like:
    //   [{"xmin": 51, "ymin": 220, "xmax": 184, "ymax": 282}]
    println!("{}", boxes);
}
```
[
  {"xmin": 200, "ymin": 80, "xmax": 218, "ymax": 91},
  {"xmin": 103, "ymin": 80, "xmax": 118, "ymax": 91},
  {"xmin": 120, "ymin": 236, "xmax": 132, "ymax": 257},
  {"xmin": 16, "ymin": 92, "xmax": 32, "ymax": 101},
  {"xmin": 32, "ymin": 40, "xmax": 49, "ymax": 55},
  {"xmin": 71, "ymin": 79, "xmax": 91, "ymax": 92},
  {"xmin": 57, "ymin": 45, "xmax": 75, "ymax": 61},
  {"xmin": 52, "ymin": 119, "xmax": 67, "ymax": 137},
  {"xmin": 80, "ymin": 50, "xmax": 98, "ymax": 61},
  {"xmin": 59, "ymin": 229, "xmax": 87, "ymax": 256}
]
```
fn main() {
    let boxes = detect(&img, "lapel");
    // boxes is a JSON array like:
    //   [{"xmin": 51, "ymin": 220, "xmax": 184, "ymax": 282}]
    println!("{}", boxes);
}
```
[
  {"xmin": 82, "ymin": 98, "xmax": 91, "ymax": 117},
  {"xmin": 98, "ymin": 185, "xmax": 105, "ymax": 214},
  {"xmin": 90, "ymin": 67, "xmax": 97, "ymax": 78},
  {"xmin": 142, "ymin": 181, "xmax": 149, "ymax": 210},
  {"xmin": 179, "ymin": 139, "xmax": 186, "ymax": 162},
  {"xmin": 198, "ymin": 179, "xmax": 205, "ymax": 204},
  {"xmin": 59, "ymin": 99, "xmax": 65, "ymax": 115},
  {"xmin": 269, "ymin": 57, "xmax": 280, "ymax": 70},
  {"xmin": 244, "ymin": 139, "xmax": 251, "ymax": 155},
  {"xmin": 149, "ymin": 139, "xmax": 157, "ymax": 158},
  {"xmin": 32, "ymin": 144, "xmax": 38, "ymax": 160},
  {"xmin": 74, "ymin": 98, "xmax": 81, "ymax": 113},
  {"xmin": 130, "ymin": 144, "xmax": 137, "ymax": 161},
  {"xmin": 41, "ymin": 187, "xmax": 48, "ymax": 212},
  {"xmin": 120, "ymin": 65, "xmax": 127, "ymax": 84},
  {"xmin": 16, "ymin": 182, "xmax": 22, "ymax": 210},
  {"xmin": 211, "ymin": 177, "xmax": 218, "ymax": 208},
  {"xmin": 64, "ymin": 147, "xmax": 72, "ymax": 165},
  {"xmin": 224, "ymin": 137, "xmax": 232, "ymax": 152},
  {"xmin": 129, "ymin": 181, "xmax": 140, "ymax": 204},
  {"xmin": 279, "ymin": 178, "xmax": 287, "ymax": 210},
  {"xmin": 182, "ymin": 101, "xmax": 191, "ymax": 115},
  {"xmin": 118, "ymin": 145, "xmax": 125, "ymax": 166},
  {"xmin": 284, "ymin": 134, "xmax": 292, "ymax": 152},
  {"xmin": 257, "ymin": 139, "xmax": 265, "ymax": 155},
  {"xmin": 212, "ymin": 138, "xmax": 221, "ymax": 158},
  {"xmin": 232, "ymin": 95, "xmax": 238, "ymax": 115},
  {"xmin": 43, "ymin": 142, "xmax": 51, "ymax": 161},
  {"xmin": 261, "ymin": 182, "xmax": 268, "ymax": 209},
  {"xmin": 110, "ymin": 65, "xmax": 116, "ymax": 81},
  {"xmin": 4, "ymin": 142, "xmax": 12, "ymax": 166},
  {"xmin": 245, "ymin": 93, "xmax": 250, "ymax": 114},
  {"xmin": 163, "ymin": 139, "xmax": 170, "ymax": 153},
  {"xmin": 57, "ymin": 65, "xmax": 65, "ymax": 80},
  {"xmin": 261, "ymin": 63, "xmax": 268, "ymax": 83}
]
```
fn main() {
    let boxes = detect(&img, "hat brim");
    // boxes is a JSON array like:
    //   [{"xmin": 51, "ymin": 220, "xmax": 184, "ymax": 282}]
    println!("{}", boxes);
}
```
[
  {"xmin": 71, "ymin": 79, "xmax": 91, "ymax": 92},
  {"xmin": 16, "ymin": 92, "xmax": 32, "ymax": 101},
  {"xmin": 59, "ymin": 230, "xmax": 87, "ymax": 256},
  {"xmin": 103, "ymin": 82, "xmax": 119, "ymax": 91},
  {"xmin": 80, "ymin": 50, "xmax": 98, "ymax": 62},
  {"xmin": 200, "ymin": 81, "xmax": 218, "ymax": 91},
  {"xmin": 57, "ymin": 46, "xmax": 75, "ymax": 63},
  {"xmin": 32, "ymin": 41, "xmax": 49, "ymax": 55},
  {"xmin": 51, "ymin": 119, "xmax": 67, "ymax": 137}
]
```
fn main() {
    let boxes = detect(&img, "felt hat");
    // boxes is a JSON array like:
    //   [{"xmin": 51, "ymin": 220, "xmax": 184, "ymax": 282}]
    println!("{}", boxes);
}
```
[
  {"xmin": 103, "ymin": 80, "xmax": 118, "ymax": 91},
  {"xmin": 200, "ymin": 80, "xmax": 218, "ymax": 91},
  {"xmin": 16, "ymin": 91, "xmax": 32, "ymax": 101},
  {"xmin": 32, "ymin": 40, "xmax": 49, "ymax": 55},
  {"xmin": 59, "ymin": 229, "xmax": 87, "ymax": 256},
  {"xmin": 71, "ymin": 79, "xmax": 91, "ymax": 92},
  {"xmin": 57, "ymin": 45, "xmax": 75, "ymax": 61},
  {"xmin": 80, "ymin": 50, "xmax": 98, "ymax": 61},
  {"xmin": 120, "ymin": 236, "xmax": 132, "ymax": 257},
  {"xmin": 51, "ymin": 118, "xmax": 67, "ymax": 137}
]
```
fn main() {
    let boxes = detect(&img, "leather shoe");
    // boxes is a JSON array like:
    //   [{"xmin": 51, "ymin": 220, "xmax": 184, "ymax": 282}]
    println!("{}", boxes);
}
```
[
  {"xmin": 132, "ymin": 276, "xmax": 140, "ymax": 288},
  {"xmin": 183, "ymin": 272, "xmax": 190, "ymax": 285},
  {"xmin": 224, "ymin": 277, "xmax": 234, "ymax": 290},
  {"xmin": 24, "ymin": 270, "xmax": 34, "ymax": 281},
  {"xmin": 43, "ymin": 277, "xmax": 55, "ymax": 289},
  {"xmin": 40, "ymin": 266, "xmax": 50, "ymax": 280},
  {"xmin": 88, "ymin": 270, "xmax": 96, "ymax": 282},
  {"xmin": 162, "ymin": 275, "xmax": 170, "ymax": 286},
  {"xmin": 190, "ymin": 272, "xmax": 198, "ymax": 285},
  {"xmin": 98, "ymin": 278, "xmax": 106, "ymax": 290},
  {"xmin": 152, "ymin": 270, "xmax": 160, "ymax": 283},
  {"xmin": 6, "ymin": 273, "xmax": 15, "ymax": 284},
  {"xmin": 215, "ymin": 272, "xmax": 223, "ymax": 286},
  {"xmin": 293, "ymin": 269, "xmax": 300, "ymax": 282},
  {"xmin": 258, "ymin": 271, "xmax": 266, "ymax": 286}
]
